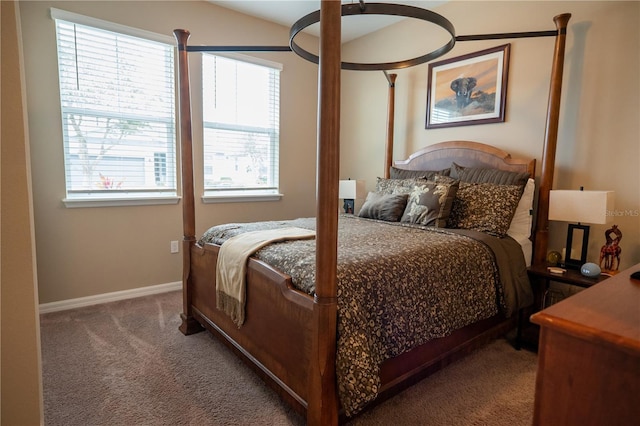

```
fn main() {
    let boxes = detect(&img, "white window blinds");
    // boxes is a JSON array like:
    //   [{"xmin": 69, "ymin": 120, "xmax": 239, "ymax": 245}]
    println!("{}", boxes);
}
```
[
  {"xmin": 54, "ymin": 14, "xmax": 176, "ymax": 200},
  {"xmin": 202, "ymin": 53, "xmax": 281, "ymax": 195}
]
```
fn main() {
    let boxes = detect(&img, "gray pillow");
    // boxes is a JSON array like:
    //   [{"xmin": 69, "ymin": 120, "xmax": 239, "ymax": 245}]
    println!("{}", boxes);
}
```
[
  {"xmin": 358, "ymin": 192, "xmax": 408, "ymax": 222},
  {"xmin": 389, "ymin": 166, "xmax": 450, "ymax": 180},
  {"xmin": 450, "ymin": 162, "xmax": 529, "ymax": 186}
]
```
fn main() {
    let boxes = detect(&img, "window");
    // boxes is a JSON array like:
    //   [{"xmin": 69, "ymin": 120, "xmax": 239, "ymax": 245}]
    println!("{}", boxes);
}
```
[
  {"xmin": 53, "ymin": 10, "xmax": 177, "ymax": 206},
  {"xmin": 202, "ymin": 53, "xmax": 281, "ymax": 201}
]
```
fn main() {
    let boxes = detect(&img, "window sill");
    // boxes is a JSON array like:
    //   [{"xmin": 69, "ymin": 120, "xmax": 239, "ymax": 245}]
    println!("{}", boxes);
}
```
[
  {"xmin": 63, "ymin": 195, "xmax": 181, "ymax": 208},
  {"xmin": 202, "ymin": 191, "xmax": 283, "ymax": 204}
]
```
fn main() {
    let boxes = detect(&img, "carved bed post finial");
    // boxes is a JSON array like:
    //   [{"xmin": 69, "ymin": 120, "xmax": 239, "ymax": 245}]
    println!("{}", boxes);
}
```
[
  {"xmin": 384, "ymin": 73, "xmax": 398, "ymax": 179},
  {"xmin": 533, "ymin": 13, "xmax": 571, "ymax": 266}
]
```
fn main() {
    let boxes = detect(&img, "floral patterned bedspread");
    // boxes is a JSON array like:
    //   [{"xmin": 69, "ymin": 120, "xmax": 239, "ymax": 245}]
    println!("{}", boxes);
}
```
[{"xmin": 199, "ymin": 215, "xmax": 531, "ymax": 416}]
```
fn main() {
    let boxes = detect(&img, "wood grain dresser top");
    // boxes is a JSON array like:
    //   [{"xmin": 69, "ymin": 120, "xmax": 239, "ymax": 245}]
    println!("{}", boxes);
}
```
[{"xmin": 531, "ymin": 263, "xmax": 640, "ymax": 355}]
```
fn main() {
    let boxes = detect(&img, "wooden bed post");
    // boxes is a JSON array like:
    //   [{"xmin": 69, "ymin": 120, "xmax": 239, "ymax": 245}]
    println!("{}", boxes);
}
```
[
  {"xmin": 533, "ymin": 13, "xmax": 571, "ymax": 266},
  {"xmin": 174, "ymin": 29, "xmax": 201, "ymax": 335},
  {"xmin": 384, "ymin": 73, "xmax": 397, "ymax": 179},
  {"xmin": 308, "ymin": 1, "xmax": 341, "ymax": 425}
]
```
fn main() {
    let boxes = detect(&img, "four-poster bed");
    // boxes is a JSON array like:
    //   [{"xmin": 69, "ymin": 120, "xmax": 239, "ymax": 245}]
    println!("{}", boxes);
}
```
[{"xmin": 174, "ymin": 3, "xmax": 570, "ymax": 424}]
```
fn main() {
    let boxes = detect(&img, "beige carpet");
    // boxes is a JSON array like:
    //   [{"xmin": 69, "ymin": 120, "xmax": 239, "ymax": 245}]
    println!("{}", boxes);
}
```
[{"xmin": 40, "ymin": 290, "xmax": 537, "ymax": 425}]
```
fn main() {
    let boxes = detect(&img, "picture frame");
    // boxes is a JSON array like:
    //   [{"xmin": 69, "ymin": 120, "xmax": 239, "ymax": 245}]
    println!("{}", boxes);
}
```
[{"xmin": 426, "ymin": 44, "xmax": 510, "ymax": 129}]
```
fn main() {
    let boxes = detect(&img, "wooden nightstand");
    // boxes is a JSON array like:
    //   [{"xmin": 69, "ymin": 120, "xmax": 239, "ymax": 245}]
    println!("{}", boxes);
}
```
[{"xmin": 515, "ymin": 263, "xmax": 608, "ymax": 350}]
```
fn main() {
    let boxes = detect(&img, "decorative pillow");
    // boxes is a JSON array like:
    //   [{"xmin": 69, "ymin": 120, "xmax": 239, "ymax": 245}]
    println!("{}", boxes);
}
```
[
  {"xmin": 507, "ymin": 178, "xmax": 535, "ymax": 241},
  {"xmin": 389, "ymin": 166, "xmax": 450, "ymax": 180},
  {"xmin": 376, "ymin": 177, "xmax": 428, "ymax": 195},
  {"xmin": 447, "ymin": 182, "xmax": 523, "ymax": 237},
  {"xmin": 400, "ymin": 180, "xmax": 459, "ymax": 227},
  {"xmin": 358, "ymin": 192, "xmax": 408, "ymax": 222},
  {"xmin": 450, "ymin": 162, "xmax": 530, "ymax": 186},
  {"xmin": 376, "ymin": 176, "xmax": 455, "ymax": 195}
]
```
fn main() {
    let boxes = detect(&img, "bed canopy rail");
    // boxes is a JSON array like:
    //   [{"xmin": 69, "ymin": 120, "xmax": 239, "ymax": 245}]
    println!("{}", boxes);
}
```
[{"xmin": 174, "ymin": 3, "xmax": 570, "ymax": 424}]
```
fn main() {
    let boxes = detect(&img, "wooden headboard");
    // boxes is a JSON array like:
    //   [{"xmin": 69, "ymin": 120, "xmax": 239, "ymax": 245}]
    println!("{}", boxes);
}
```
[{"xmin": 394, "ymin": 140, "xmax": 535, "ymax": 177}]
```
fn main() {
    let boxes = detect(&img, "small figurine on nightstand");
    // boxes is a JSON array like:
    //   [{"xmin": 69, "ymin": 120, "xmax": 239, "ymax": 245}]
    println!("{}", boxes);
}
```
[{"xmin": 599, "ymin": 225, "xmax": 622, "ymax": 276}]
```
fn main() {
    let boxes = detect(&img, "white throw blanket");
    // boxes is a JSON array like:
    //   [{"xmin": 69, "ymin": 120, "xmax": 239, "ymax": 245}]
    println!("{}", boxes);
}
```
[{"xmin": 215, "ymin": 227, "xmax": 316, "ymax": 327}]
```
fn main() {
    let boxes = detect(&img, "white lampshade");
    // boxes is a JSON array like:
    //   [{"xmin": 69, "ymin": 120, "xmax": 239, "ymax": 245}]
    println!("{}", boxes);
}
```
[
  {"xmin": 549, "ymin": 190, "xmax": 614, "ymax": 224},
  {"xmin": 338, "ymin": 179, "xmax": 366, "ymax": 200}
]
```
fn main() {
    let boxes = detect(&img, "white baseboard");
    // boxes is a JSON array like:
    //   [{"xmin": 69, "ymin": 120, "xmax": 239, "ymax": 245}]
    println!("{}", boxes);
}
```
[{"xmin": 39, "ymin": 281, "xmax": 182, "ymax": 314}]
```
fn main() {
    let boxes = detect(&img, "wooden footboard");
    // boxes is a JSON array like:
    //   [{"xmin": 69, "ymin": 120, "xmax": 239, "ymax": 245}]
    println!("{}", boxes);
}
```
[
  {"xmin": 187, "ymin": 242, "xmax": 314, "ymax": 415},
  {"xmin": 183, "ymin": 241, "xmax": 517, "ymax": 421},
  {"xmin": 377, "ymin": 314, "xmax": 516, "ymax": 402}
]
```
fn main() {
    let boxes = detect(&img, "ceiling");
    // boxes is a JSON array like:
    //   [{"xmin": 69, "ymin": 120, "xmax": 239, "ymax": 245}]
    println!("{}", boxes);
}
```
[{"xmin": 208, "ymin": 1, "xmax": 446, "ymax": 42}]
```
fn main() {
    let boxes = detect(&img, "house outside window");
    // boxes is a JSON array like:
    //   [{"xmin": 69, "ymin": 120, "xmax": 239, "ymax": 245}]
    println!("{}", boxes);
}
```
[
  {"xmin": 201, "ymin": 53, "xmax": 282, "ymax": 202},
  {"xmin": 53, "ymin": 9, "xmax": 177, "ymax": 207}
]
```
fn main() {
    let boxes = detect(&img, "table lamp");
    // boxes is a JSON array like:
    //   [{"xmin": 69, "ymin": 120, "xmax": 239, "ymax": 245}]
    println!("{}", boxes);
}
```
[
  {"xmin": 338, "ymin": 179, "xmax": 365, "ymax": 214},
  {"xmin": 549, "ymin": 188, "xmax": 614, "ymax": 269}
]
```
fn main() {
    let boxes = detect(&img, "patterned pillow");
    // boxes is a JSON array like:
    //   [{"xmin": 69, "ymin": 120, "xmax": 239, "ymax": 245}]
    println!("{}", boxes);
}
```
[
  {"xmin": 400, "ymin": 180, "xmax": 459, "ymax": 227},
  {"xmin": 376, "ymin": 177, "xmax": 428, "ymax": 195},
  {"xmin": 376, "ymin": 176, "xmax": 452, "ymax": 195},
  {"xmin": 447, "ymin": 182, "xmax": 523, "ymax": 237},
  {"xmin": 358, "ymin": 192, "xmax": 408, "ymax": 222}
]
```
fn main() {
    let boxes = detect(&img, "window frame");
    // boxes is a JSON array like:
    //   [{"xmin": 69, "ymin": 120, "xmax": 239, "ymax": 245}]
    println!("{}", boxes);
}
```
[
  {"xmin": 200, "ymin": 52, "xmax": 283, "ymax": 204},
  {"xmin": 51, "ymin": 8, "xmax": 180, "ymax": 208}
]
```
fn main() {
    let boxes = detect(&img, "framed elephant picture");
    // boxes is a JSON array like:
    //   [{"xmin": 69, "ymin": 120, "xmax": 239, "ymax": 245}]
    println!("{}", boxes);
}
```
[{"xmin": 426, "ymin": 44, "xmax": 510, "ymax": 129}]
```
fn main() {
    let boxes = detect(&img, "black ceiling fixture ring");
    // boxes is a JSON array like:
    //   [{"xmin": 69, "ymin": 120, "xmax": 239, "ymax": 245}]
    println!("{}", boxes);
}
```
[{"xmin": 289, "ymin": 2, "xmax": 456, "ymax": 71}]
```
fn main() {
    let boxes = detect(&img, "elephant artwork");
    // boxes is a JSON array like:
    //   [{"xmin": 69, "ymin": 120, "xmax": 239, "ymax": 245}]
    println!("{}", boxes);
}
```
[
  {"xmin": 425, "ymin": 44, "xmax": 509, "ymax": 128},
  {"xmin": 450, "ymin": 77, "xmax": 477, "ymax": 111}
]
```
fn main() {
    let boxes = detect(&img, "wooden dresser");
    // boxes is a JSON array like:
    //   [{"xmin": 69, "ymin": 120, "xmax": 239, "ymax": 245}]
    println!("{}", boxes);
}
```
[{"xmin": 530, "ymin": 263, "xmax": 640, "ymax": 425}]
